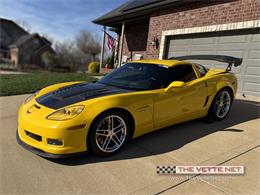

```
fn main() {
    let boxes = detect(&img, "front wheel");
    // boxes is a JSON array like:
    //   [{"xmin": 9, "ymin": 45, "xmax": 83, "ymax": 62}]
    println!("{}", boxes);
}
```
[
  {"xmin": 206, "ymin": 89, "xmax": 232, "ymax": 122},
  {"xmin": 88, "ymin": 111, "xmax": 131, "ymax": 156}
]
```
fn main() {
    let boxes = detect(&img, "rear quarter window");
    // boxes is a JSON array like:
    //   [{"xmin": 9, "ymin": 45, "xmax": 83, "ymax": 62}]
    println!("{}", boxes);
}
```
[{"xmin": 195, "ymin": 64, "xmax": 208, "ymax": 77}]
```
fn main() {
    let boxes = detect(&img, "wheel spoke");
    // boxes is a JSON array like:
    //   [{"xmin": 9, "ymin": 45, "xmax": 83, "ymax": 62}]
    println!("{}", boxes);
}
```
[
  {"xmin": 113, "ymin": 133, "xmax": 122, "ymax": 145},
  {"xmin": 105, "ymin": 139, "xmax": 112, "ymax": 150},
  {"xmin": 111, "ymin": 137, "xmax": 120, "ymax": 146},
  {"xmin": 97, "ymin": 129, "xmax": 109, "ymax": 133},
  {"xmin": 220, "ymin": 92, "xmax": 225, "ymax": 102},
  {"xmin": 108, "ymin": 116, "xmax": 114, "ymax": 130},
  {"xmin": 223, "ymin": 99, "xmax": 230, "ymax": 105},
  {"xmin": 96, "ymin": 129, "xmax": 109, "ymax": 136},
  {"xmin": 221, "ymin": 106, "xmax": 225, "ymax": 114},
  {"xmin": 113, "ymin": 124, "xmax": 125, "ymax": 134},
  {"xmin": 96, "ymin": 132, "xmax": 107, "ymax": 136},
  {"xmin": 103, "ymin": 136, "xmax": 111, "ymax": 150},
  {"xmin": 216, "ymin": 106, "xmax": 221, "ymax": 116},
  {"xmin": 95, "ymin": 115, "xmax": 127, "ymax": 153}
]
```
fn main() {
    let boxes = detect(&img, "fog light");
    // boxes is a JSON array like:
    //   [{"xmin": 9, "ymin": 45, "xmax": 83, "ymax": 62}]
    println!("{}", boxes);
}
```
[{"xmin": 47, "ymin": 138, "xmax": 63, "ymax": 146}]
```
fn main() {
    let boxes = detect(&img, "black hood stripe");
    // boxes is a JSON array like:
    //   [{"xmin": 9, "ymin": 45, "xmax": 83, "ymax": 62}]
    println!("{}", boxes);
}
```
[{"xmin": 36, "ymin": 82, "xmax": 133, "ymax": 109}]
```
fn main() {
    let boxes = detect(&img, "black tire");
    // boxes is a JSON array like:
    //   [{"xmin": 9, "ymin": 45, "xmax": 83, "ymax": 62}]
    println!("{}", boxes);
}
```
[
  {"xmin": 205, "ymin": 88, "xmax": 233, "ymax": 122},
  {"xmin": 88, "ymin": 111, "xmax": 131, "ymax": 157}
]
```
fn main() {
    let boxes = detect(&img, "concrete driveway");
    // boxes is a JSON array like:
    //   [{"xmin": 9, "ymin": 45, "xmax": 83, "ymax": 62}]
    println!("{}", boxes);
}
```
[{"xmin": 0, "ymin": 94, "xmax": 259, "ymax": 194}]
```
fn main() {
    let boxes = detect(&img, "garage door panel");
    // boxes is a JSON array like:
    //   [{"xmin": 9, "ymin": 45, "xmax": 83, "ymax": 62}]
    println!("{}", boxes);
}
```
[
  {"xmin": 251, "ymin": 34, "xmax": 260, "ymax": 42},
  {"xmin": 246, "ymin": 66, "xmax": 260, "ymax": 76},
  {"xmin": 167, "ymin": 51, "xmax": 188, "ymax": 57},
  {"xmin": 166, "ymin": 31, "xmax": 260, "ymax": 96},
  {"xmin": 215, "ymin": 43, "xmax": 250, "ymax": 50},
  {"xmin": 191, "ymin": 37, "xmax": 216, "ymax": 44},
  {"xmin": 244, "ymin": 82, "xmax": 260, "ymax": 94},
  {"xmin": 246, "ymin": 59, "xmax": 260, "ymax": 67},
  {"xmin": 248, "ymin": 50, "xmax": 260, "ymax": 59},
  {"xmin": 190, "ymin": 50, "xmax": 214, "ymax": 55},
  {"xmin": 216, "ymin": 50, "xmax": 244, "ymax": 57},
  {"xmin": 218, "ymin": 35, "xmax": 248, "ymax": 43},
  {"xmin": 189, "ymin": 45, "xmax": 216, "ymax": 50},
  {"xmin": 168, "ymin": 44, "xmax": 188, "ymax": 51},
  {"xmin": 169, "ymin": 39, "xmax": 191, "ymax": 46}
]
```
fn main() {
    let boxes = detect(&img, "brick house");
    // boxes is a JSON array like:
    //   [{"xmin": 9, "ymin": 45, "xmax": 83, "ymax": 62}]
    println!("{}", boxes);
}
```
[
  {"xmin": 93, "ymin": 0, "xmax": 260, "ymax": 96},
  {"xmin": 0, "ymin": 18, "xmax": 53, "ymax": 68}
]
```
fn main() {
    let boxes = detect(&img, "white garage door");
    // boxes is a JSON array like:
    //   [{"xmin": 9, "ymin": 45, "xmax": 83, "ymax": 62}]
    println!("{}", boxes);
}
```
[{"xmin": 165, "ymin": 29, "xmax": 260, "ymax": 96}]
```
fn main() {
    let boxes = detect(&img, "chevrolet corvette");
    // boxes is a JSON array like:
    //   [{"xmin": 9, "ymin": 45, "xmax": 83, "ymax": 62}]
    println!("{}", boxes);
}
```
[{"xmin": 17, "ymin": 55, "xmax": 242, "ymax": 158}]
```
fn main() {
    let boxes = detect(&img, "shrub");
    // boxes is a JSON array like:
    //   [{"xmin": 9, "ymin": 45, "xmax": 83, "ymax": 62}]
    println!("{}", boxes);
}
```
[
  {"xmin": 41, "ymin": 51, "xmax": 56, "ymax": 69},
  {"xmin": 88, "ymin": 61, "xmax": 100, "ymax": 73},
  {"xmin": 105, "ymin": 55, "xmax": 114, "ymax": 69}
]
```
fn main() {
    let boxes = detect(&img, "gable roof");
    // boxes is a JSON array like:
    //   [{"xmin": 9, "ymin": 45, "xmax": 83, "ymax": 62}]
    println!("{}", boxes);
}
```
[
  {"xmin": 9, "ymin": 33, "xmax": 51, "ymax": 48},
  {"xmin": 0, "ymin": 18, "xmax": 28, "ymax": 48},
  {"xmin": 93, "ymin": 0, "xmax": 192, "ymax": 26},
  {"xmin": 9, "ymin": 34, "xmax": 35, "ymax": 48}
]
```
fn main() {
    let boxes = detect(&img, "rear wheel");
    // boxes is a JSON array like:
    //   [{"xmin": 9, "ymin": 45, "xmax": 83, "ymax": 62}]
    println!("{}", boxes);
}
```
[
  {"xmin": 206, "ymin": 89, "xmax": 232, "ymax": 122},
  {"xmin": 88, "ymin": 111, "xmax": 131, "ymax": 156}
]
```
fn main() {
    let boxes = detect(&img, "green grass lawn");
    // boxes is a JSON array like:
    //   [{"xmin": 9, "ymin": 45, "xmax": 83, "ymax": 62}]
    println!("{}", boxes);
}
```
[{"xmin": 0, "ymin": 73, "xmax": 98, "ymax": 96}]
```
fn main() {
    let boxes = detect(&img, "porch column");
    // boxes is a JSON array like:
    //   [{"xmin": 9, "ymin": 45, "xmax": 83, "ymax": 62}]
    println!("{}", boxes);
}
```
[
  {"xmin": 118, "ymin": 22, "xmax": 125, "ymax": 67},
  {"xmin": 99, "ymin": 26, "xmax": 106, "ymax": 73}
]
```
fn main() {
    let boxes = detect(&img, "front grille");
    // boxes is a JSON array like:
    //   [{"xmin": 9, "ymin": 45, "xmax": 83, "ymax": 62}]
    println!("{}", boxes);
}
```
[{"xmin": 25, "ymin": 130, "xmax": 42, "ymax": 142}]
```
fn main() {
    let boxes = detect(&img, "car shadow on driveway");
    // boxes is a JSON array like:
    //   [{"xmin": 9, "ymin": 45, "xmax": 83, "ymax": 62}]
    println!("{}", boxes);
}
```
[{"xmin": 49, "ymin": 99, "xmax": 259, "ymax": 166}]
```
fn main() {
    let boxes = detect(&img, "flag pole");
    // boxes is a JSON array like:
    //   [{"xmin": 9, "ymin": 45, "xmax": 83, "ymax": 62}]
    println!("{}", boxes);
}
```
[
  {"xmin": 118, "ymin": 22, "xmax": 125, "ymax": 67},
  {"xmin": 100, "ymin": 26, "xmax": 106, "ymax": 73}
]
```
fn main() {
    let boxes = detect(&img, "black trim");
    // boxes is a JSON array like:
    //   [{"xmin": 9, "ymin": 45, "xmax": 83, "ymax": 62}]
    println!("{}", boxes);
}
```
[
  {"xmin": 36, "ymin": 82, "xmax": 133, "ymax": 110},
  {"xmin": 203, "ymin": 96, "xmax": 209, "ymax": 107},
  {"xmin": 16, "ymin": 130, "xmax": 88, "ymax": 159},
  {"xmin": 169, "ymin": 55, "xmax": 243, "ymax": 72}
]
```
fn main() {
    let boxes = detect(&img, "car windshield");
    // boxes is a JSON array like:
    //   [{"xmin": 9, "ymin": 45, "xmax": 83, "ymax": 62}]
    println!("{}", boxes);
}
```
[{"xmin": 98, "ymin": 63, "xmax": 169, "ymax": 90}]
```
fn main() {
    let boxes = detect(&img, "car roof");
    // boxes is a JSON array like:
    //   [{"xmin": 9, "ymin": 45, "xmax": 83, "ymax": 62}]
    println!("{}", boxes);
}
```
[{"xmin": 132, "ymin": 59, "xmax": 191, "ymax": 67}]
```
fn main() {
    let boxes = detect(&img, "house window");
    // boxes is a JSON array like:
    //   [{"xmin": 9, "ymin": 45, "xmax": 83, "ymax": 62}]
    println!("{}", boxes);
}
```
[{"xmin": 33, "ymin": 39, "xmax": 39, "ymax": 46}]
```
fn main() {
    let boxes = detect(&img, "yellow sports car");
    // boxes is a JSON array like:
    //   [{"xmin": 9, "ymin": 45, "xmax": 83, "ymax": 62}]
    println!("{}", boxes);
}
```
[{"xmin": 17, "ymin": 55, "xmax": 242, "ymax": 158}]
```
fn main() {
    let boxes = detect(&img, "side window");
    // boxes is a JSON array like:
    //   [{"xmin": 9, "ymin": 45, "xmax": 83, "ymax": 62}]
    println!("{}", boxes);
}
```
[
  {"xmin": 161, "ymin": 64, "xmax": 197, "ymax": 88},
  {"xmin": 195, "ymin": 64, "xmax": 208, "ymax": 77}
]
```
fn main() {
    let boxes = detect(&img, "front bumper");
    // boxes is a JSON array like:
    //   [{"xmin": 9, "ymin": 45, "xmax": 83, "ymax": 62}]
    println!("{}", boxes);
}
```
[
  {"xmin": 17, "ymin": 102, "xmax": 90, "ymax": 158},
  {"xmin": 16, "ymin": 130, "xmax": 87, "ymax": 158}
]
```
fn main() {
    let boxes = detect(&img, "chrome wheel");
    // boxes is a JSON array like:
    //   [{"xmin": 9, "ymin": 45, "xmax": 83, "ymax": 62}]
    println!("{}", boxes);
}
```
[
  {"xmin": 215, "ymin": 91, "xmax": 231, "ymax": 118},
  {"xmin": 95, "ymin": 115, "xmax": 127, "ymax": 153}
]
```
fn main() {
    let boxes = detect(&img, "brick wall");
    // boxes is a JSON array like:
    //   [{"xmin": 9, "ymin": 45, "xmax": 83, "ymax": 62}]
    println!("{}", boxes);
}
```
[
  {"xmin": 10, "ymin": 48, "xmax": 19, "ymax": 67},
  {"xmin": 123, "ymin": 0, "xmax": 260, "ymax": 60},
  {"xmin": 123, "ymin": 21, "xmax": 149, "ymax": 59}
]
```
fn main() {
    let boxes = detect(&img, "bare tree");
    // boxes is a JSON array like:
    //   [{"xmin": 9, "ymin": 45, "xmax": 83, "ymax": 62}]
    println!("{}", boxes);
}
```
[
  {"xmin": 76, "ymin": 30, "xmax": 101, "ymax": 61},
  {"xmin": 16, "ymin": 20, "xmax": 31, "ymax": 32},
  {"xmin": 52, "ymin": 40, "xmax": 91, "ymax": 72},
  {"xmin": 41, "ymin": 33, "xmax": 54, "ymax": 44}
]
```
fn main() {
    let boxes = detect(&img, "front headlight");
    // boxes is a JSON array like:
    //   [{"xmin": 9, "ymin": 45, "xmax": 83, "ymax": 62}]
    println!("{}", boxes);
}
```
[
  {"xmin": 24, "ymin": 91, "xmax": 39, "ymax": 104},
  {"xmin": 46, "ymin": 105, "xmax": 84, "ymax": 121}
]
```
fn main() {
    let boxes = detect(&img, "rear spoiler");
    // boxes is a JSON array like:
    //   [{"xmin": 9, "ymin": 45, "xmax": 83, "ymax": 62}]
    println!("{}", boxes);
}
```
[{"xmin": 169, "ymin": 55, "xmax": 243, "ymax": 71}]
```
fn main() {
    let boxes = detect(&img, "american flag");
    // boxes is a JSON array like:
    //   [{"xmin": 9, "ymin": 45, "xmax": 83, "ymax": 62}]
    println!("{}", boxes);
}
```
[{"xmin": 107, "ymin": 33, "xmax": 115, "ymax": 51}]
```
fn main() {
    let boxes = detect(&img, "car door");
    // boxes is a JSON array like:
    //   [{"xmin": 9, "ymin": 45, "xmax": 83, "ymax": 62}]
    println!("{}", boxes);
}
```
[{"xmin": 153, "ymin": 64, "xmax": 208, "ymax": 129}]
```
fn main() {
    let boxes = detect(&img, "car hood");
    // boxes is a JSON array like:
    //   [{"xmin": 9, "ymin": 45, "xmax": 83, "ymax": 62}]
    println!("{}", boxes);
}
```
[{"xmin": 36, "ymin": 82, "xmax": 132, "ymax": 109}]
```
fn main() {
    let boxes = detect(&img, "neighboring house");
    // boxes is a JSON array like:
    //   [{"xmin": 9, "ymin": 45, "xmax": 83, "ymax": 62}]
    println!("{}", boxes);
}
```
[
  {"xmin": 0, "ymin": 18, "xmax": 27, "ymax": 59},
  {"xmin": 0, "ymin": 18, "xmax": 53, "ymax": 68},
  {"xmin": 93, "ymin": 0, "xmax": 260, "ymax": 96}
]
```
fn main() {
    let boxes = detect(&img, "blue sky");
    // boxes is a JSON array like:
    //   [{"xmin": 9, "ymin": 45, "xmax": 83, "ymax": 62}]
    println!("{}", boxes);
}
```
[{"xmin": 0, "ymin": 0, "xmax": 126, "ymax": 42}]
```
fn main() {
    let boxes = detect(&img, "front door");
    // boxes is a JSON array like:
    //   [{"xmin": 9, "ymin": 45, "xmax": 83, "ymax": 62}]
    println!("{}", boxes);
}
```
[{"xmin": 154, "ymin": 64, "xmax": 208, "ymax": 129}]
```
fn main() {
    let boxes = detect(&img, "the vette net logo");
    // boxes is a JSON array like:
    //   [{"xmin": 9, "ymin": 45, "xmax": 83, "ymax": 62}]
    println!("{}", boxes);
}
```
[{"xmin": 157, "ymin": 165, "xmax": 244, "ymax": 175}]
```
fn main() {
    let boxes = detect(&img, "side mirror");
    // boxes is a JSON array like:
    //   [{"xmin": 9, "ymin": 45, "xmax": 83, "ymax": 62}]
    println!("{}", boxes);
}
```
[{"xmin": 165, "ymin": 81, "xmax": 185, "ymax": 92}]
